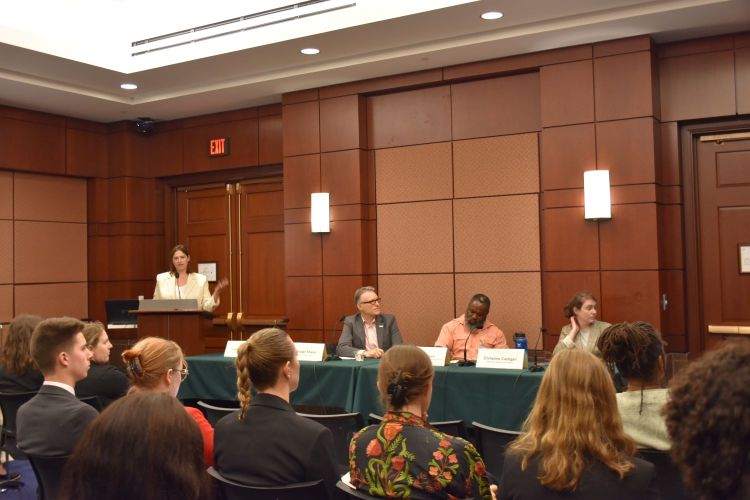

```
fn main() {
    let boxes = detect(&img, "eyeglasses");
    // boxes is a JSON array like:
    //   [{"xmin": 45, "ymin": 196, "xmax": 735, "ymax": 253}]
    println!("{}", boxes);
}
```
[
  {"xmin": 360, "ymin": 297, "xmax": 382, "ymax": 305},
  {"xmin": 172, "ymin": 365, "xmax": 189, "ymax": 381}
]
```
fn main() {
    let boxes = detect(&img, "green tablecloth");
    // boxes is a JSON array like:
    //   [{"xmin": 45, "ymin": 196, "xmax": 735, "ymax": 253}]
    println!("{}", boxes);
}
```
[
  {"xmin": 178, "ymin": 354, "xmax": 375, "ymax": 411},
  {"xmin": 354, "ymin": 363, "xmax": 543, "ymax": 430},
  {"xmin": 179, "ymin": 354, "xmax": 542, "ymax": 430}
]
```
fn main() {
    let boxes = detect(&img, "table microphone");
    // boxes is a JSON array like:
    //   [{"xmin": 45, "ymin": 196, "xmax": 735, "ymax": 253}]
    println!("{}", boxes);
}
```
[
  {"xmin": 529, "ymin": 326, "xmax": 546, "ymax": 372},
  {"xmin": 458, "ymin": 331, "xmax": 475, "ymax": 367},
  {"xmin": 325, "ymin": 315, "xmax": 346, "ymax": 361}
]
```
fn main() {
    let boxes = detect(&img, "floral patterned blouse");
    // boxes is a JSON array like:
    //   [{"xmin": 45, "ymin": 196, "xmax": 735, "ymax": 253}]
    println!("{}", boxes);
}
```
[{"xmin": 349, "ymin": 411, "xmax": 491, "ymax": 499}]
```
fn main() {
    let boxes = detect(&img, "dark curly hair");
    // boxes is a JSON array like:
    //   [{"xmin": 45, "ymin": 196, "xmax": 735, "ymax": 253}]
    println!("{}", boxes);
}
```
[
  {"xmin": 597, "ymin": 321, "xmax": 665, "ymax": 382},
  {"xmin": 664, "ymin": 342, "xmax": 750, "ymax": 500}
]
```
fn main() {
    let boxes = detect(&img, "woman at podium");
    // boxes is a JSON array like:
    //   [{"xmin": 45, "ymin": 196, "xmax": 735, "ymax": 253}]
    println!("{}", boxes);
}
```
[{"xmin": 153, "ymin": 244, "xmax": 228, "ymax": 312}]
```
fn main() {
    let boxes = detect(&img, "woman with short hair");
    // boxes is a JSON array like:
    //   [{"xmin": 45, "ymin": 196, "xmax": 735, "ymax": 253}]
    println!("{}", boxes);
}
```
[
  {"xmin": 349, "ymin": 344, "xmax": 491, "ymax": 499},
  {"xmin": 499, "ymin": 349, "xmax": 659, "ymax": 499},
  {"xmin": 59, "ymin": 392, "xmax": 209, "ymax": 500},
  {"xmin": 553, "ymin": 291, "xmax": 611, "ymax": 356},
  {"xmin": 597, "ymin": 321, "xmax": 670, "ymax": 450},
  {"xmin": 75, "ymin": 321, "xmax": 129, "ymax": 407},
  {"xmin": 121, "ymin": 337, "xmax": 214, "ymax": 465},
  {"xmin": 213, "ymin": 327, "xmax": 340, "ymax": 499}
]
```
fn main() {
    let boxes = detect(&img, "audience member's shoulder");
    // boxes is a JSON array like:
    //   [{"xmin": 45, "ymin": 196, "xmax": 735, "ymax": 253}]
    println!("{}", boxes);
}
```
[
  {"xmin": 628, "ymin": 456, "xmax": 656, "ymax": 485},
  {"xmin": 75, "ymin": 398, "xmax": 100, "ymax": 419}
]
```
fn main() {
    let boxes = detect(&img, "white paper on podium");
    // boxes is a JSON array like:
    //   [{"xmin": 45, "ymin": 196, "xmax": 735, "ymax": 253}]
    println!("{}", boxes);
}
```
[
  {"xmin": 223, "ymin": 340, "xmax": 244, "ymax": 357},
  {"xmin": 476, "ymin": 348, "xmax": 526, "ymax": 369},
  {"xmin": 294, "ymin": 342, "xmax": 327, "ymax": 361},
  {"xmin": 418, "ymin": 346, "xmax": 449, "ymax": 366}
]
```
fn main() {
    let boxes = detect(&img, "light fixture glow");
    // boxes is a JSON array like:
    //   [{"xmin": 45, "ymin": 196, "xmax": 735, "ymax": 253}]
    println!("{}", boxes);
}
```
[
  {"xmin": 300, "ymin": 47, "xmax": 320, "ymax": 55},
  {"xmin": 481, "ymin": 11, "xmax": 503, "ymax": 20},
  {"xmin": 311, "ymin": 193, "xmax": 330, "ymax": 233},
  {"xmin": 584, "ymin": 170, "xmax": 612, "ymax": 220},
  {"xmin": 120, "ymin": 83, "xmax": 138, "ymax": 90}
]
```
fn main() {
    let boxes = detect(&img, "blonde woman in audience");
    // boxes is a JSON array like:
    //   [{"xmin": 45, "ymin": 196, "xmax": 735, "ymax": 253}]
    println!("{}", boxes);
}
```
[
  {"xmin": 59, "ymin": 392, "xmax": 210, "ymax": 500},
  {"xmin": 597, "ymin": 321, "xmax": 670, "ymax": 450},
  {"xmin": 75, "ymin": 321, "xmax": 129, "ymax": 407},
  {"xmin": 213, "ymin": 327, "xmax": 341, "ymax": 499},
  {"xmin": 553, "ymin": 291, "xmax": 611, "ymax": 356},
  {"xmin": 121, "ymin": 337, "xmax": 214, "ymax": 465},
  {"xmin": 0, "ymin": 314, "xmax": 43, "ymax": 392},
  {"xmin": 499, "ymin": 349, "xmax": 659, "ymax": 499},
  {"xmin": 349, "ymin": 344, "xmax": 491, "ymax": 499}
]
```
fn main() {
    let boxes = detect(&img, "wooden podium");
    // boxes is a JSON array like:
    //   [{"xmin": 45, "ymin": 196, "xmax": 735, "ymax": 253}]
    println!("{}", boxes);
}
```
[{"xmin": 131, "ymin": 309, "xmax": 212, "ymax": 356}]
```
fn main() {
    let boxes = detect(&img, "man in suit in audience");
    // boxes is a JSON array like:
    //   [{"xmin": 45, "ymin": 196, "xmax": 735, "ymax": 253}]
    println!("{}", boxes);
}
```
[
  {"xmin": 17, "ymin": 317, "xmax": 99, "ymax": 456},
  {"xmin": 435, "ymin": 293, "xmax": 508, "ymax": 362},
  {"xmin": 336, "ymin": 286, "xmax": 403, "ymax": 358}
]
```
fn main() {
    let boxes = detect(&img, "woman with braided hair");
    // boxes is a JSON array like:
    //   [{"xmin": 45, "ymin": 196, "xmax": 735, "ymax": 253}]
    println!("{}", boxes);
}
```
[
  {"xmin": 349, "ymin": 344, "xmax": 491, "ymax": 499},
  {"xmin": 121, "ymin": 336, "xmax": 214, "ymax": 465},
  {"xmin": 596, "ymin": 321, "xmax": 670, "ymax": 450},
  {"xmin": 213, "ymin": 327, "xmax": 341, "ymax": 499}
]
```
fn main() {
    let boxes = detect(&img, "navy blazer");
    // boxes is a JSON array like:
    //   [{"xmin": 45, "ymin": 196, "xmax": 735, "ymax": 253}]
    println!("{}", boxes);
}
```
[
  {"xmin": 17, "ymin": 384, "xmax": 99, "ymax": 456},
  {"xmin": 336, "ymin": 313, "xmax": 402, "ymax": 357},
  {"xmin": 499, "ymin": 451, "xmax": 660, "ymax": 500},
  {"xmin": 214, "ymin": 393, "xmax": 341, "ymax": 499}
]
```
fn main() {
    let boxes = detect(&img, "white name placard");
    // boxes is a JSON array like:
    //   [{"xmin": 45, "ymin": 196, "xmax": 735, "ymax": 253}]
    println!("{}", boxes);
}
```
[
  {"xmin": 418, "ymin": 346, "xmax": 449, "ymax": 366},
  {"xmin": 223, "ymin": 340, "xmax": 244, "ymax": 358},
  {"xmin": 294, "ymin": 342, "xmax": 327, "ymax": 362},
  {"xmin": 476, "ymin": 348, "xmax": 526, "ymax": 370}
]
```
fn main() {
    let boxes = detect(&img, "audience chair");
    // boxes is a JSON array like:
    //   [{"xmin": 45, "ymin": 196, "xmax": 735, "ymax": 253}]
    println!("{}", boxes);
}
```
[
  {"xmin": 297, "ymin": 412, "xmax": 364, "ymax": 474},
  {"xmin": 471, "ymin": 421, "xmax": 521, "ymax": 479},
  {"xmin": 367, "ymin": 413, "xmax": 383, "ymax": 425},
  {"xmin": 27, "ymin": 454, "xmax": 68, "ymax": 500},
  {"xmin": 637, "ymin": 448, "xmax": 689, "ymax": 500},
  {"xmin": 78, "ymin": 395, "xmax": 103, "ymax": 412},
  {"xmin": 430, "ymin": 419, "xmax": 467, "ymax": 439},
  {"xmin": 196, "ymin": 401, "xmax": 240, "ymax": 426},
  {"xmin": 0, "ymin": 391, "xmax": 37, "ymax": 459},
  {"xmin": 207, "ymin": 466, "xmax": 326, "ymax": 500}
]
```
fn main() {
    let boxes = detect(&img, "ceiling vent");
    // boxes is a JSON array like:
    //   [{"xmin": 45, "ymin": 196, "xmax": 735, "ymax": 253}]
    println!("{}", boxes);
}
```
[{"xmin": 131, "ymin": 0, "xmax": 355, "ymax": 56}]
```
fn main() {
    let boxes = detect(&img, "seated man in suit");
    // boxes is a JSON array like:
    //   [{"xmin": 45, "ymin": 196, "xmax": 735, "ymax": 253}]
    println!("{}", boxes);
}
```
[
  {"xmin": 17, "ymin": 317, "xmax": 99, "ymax": 456},
  {"xmin": 336, "ymin": 286, "xmax": 402, "ymax": 359},
  {"xmin": 435, "ymin": 293, "xmax": 507, "ymax": 362}
]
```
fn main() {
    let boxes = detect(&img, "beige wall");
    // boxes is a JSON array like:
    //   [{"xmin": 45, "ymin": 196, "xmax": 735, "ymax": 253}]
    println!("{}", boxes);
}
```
[{"xmin": 0, "ymin": 171, "xmax": 87, "ymax": 321}]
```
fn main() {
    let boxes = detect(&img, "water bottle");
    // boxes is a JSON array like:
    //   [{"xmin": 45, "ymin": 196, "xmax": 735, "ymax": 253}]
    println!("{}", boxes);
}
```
[{"xmin": 514, "ymin": 332, "xmax": 528, "ymax": 366}]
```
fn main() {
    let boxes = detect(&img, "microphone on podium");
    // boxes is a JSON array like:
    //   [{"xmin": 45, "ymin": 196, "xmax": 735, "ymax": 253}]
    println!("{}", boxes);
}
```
[{"xmin": 174, "ymin": 272, "xmax": 181, "ymax": 299}]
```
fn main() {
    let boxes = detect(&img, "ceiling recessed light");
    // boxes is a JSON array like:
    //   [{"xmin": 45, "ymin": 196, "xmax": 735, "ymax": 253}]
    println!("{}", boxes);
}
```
[
  {"xmin": 120, "ymin": 83, "xmax": 138, "ymax": 90},
  {"xmin": 481, "ymin": 11, "xmax": 503, "ymax": 20},
  {"xmin": 300, "ymin": 47, "xmax": 320, "ymax": 55}
]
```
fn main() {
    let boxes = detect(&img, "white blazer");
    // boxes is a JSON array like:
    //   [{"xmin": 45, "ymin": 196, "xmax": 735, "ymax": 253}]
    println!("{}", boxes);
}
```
[{"xmin": 153, "ymin": 271, "xmax": 218, "ymax": 312}]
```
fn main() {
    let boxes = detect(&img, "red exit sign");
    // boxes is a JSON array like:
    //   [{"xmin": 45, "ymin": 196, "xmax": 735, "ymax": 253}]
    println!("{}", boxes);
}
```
[{"xmin": 209, "ymin": 137, "xmax": 230, "ymax": 157}]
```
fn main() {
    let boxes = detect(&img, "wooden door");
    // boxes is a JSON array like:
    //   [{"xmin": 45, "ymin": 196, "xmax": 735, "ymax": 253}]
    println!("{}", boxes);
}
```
[
  {"xmin": 176, "ymin": 179, "xmax": 285, "ymax": 347},
  {"xmin": 176, "ymin": 185, "xmax": 232, "ymax": 315},
  {"xmin": 695, "ymin": 132, "xmax": 750, "ymax": 349}
]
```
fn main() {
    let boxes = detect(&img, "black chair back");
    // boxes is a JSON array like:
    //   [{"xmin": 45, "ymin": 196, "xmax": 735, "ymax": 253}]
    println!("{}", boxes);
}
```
[
  {"xmin": 197, "ymin": 401, "xmax": 240, "ymax": 426},
  {"xmin": 297, "ymin": 412, "xmax": 364, "ymax": 474},
  {"xmin": 430, "ymin": 419, "xmax": 467, "ymax": 439},
  {"xmin": 77, "ymin": 395, "xmax": 103, "ymax": 412},
  {"xmin": 471, "ymin": 421, "xmax": 521, "ymax": 479},
  {"xmin": 0, "ymin": 391, "xmax": 37, "ymax": 458},
  {"xmin": 637, "ymin": 448, "xmax": 689, "ymax": 500},
  {"xmin": 28, "ymin": 454, "xmax": 69, "ymax": 500},
  {"xmin": 207, "ymin": 466, "xmax": 326, "ymax": 500}
]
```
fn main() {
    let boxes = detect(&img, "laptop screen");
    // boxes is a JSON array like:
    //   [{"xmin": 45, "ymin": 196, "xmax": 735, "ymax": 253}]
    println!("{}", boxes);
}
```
[{"xmin": 105, "ymin": 299, "xmax": 139, "ymax": 325}]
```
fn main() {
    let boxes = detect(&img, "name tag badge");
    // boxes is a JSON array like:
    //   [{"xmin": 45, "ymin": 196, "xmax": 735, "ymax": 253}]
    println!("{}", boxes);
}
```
[
  {"xmin": 418, "ymin": 346, "xmax": 450, "ymax": 366},
  {"xmin": 476, "ymin": 348, "xmax": 526, "ymax": 370},
  {"xmin": 294, "ymin": 342, "xmax": 327, "ymax": 361}
]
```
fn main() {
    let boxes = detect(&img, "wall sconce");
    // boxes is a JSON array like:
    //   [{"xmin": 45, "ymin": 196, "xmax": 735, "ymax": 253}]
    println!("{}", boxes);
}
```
[
  {"xmin": 310, "ymin": 193, "xmax": 330, "ymax": 233},
  {"xmin": 583, "ymin": 170, "xmax": 611, "ymax": 220}
]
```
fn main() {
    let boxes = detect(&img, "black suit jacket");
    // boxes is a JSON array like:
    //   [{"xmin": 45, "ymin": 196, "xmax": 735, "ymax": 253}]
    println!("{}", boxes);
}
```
[
  {"xmin": 499, "ymin": 451, "xmax": 660, "ymax": 500},
  {"xmin": 17, "ymin": 384, "xmax": 99, "ymax": 456},
  {"xmin": 214, "ymin": 393, "xmax": 342, "ymax": 499},
  {"xmin": 0, "ymin": 365, "xmax": 43, "ymax": 393},
  {"xmin": 336, "ymin": 313, "xmax": 402, "ymax": 357},
  {"xmin": 75, "ymin": 362, "xmax": 130, "ymax": 407}
]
